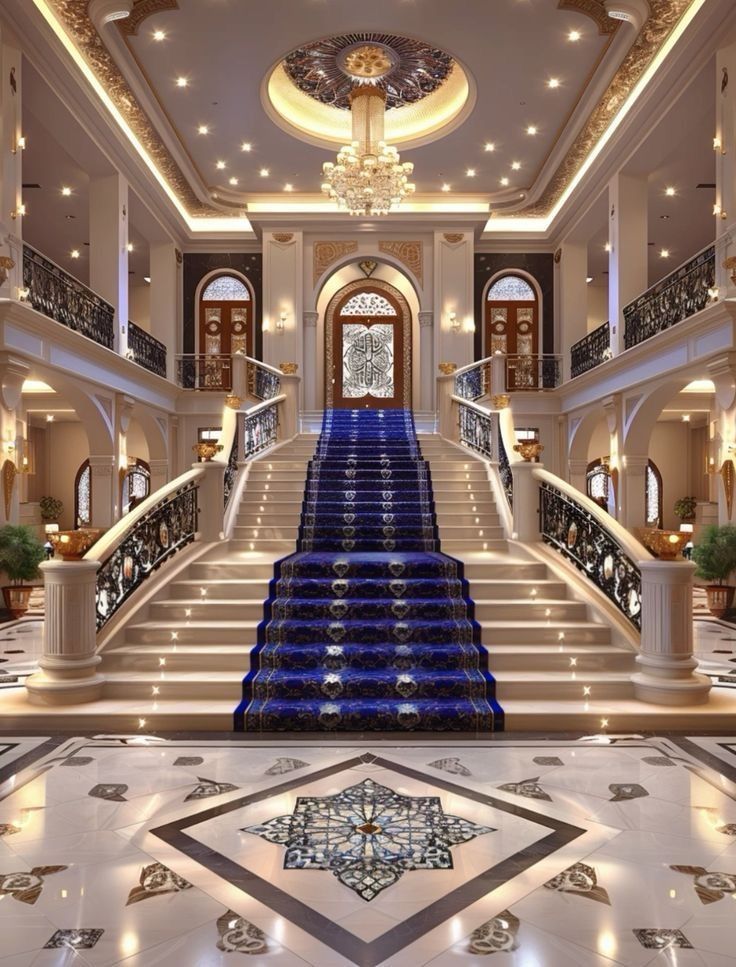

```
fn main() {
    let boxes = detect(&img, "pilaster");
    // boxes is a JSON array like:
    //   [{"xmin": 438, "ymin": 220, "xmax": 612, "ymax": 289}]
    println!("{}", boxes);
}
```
[
  {"xmin": 608, "ymin": 173, "xmax": 648, "ymax": 355},
  {"xmin": 418, "ymin": 311, "xmax": 434, "ymax": 412},
  {"xmin": 89, "ymin": 173, "xmax": 129, "ymax": 355}
]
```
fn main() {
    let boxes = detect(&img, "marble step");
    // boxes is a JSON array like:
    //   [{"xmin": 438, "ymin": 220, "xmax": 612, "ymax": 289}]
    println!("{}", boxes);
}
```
[
  {"xmin": 125, "ymin": 619, "xmax": 259, "ymax": 645},
  {"xmin": 228, "ymin": 539, "xmax": 299, "ymax": 552},
  {"xmin": 190, "ymin": 560, "xmax": 283, "ymax": 581},
  {"xmin": 104, "ymin": 671, "xmax": 243, "ymax": 700},
  {"xmin": 149, "ymin": 599, "xmax": 266, "ymax": 621},
  {"xmin": 466, "ymin": 579, "xmax": 568, "ymax": 599},
  {"xmin": 493, "ymin": 670, "xmax": 634, "ymax": 700},
  {"xmin": 472, "ymin": 599, "xmax": 588, "ymax": 621},
  {"xmin": 439, "ymin": 539, "xmax": 508, "ymax": 553},
  {"xmin": 482, "ymin": 620, "xmax": 610, "ymax": 645},
  {"xmin": 102, "ymin": 643, "xmax": 251, "ymax": 672},
  {"xmin": 170, "ymin": 578, "xmax": 272, "ymax": 600},
  {"xmin": 462, "ymin": 560, "xmax": 549, "ymax": 580},
  {"xmin": 488, "ymin": 644, "xmax": 634, "ymax": 672}
]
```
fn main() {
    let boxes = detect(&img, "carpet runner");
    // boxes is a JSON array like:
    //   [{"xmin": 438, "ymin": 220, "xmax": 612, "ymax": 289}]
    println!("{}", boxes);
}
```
[{"xmin": 234, "ymin": 409, "xmax": 503, "ymax": 731}]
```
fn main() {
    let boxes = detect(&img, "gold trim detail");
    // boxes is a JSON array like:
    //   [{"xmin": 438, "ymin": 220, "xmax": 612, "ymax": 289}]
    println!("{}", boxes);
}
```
[
  {"xmin": 314, "ymin": 241, "xmax": 358, "ymax": 285},
  {"xmin": 556, "ymin": 0, "xmax": 617, "ymax": 34},
  {"xmin": 492, "ymin": 394, "xmax": 510, "ymax": 409},
  {"xmin": 324, "ymin": 280, "xmax": 412, "ymax": 410},
  {"xmin": 118, "ymin": 0, "xmax": 179, "ymax": 36},
  {"xmin": 2, "ymin": 459, "xmax": 15, "ymax": 519},
  {"xmin": 278, "ymin": 362, "xmax": 298, "ymax": 374},
  {"xmin": 224, "ymin": 395, "xmax": 242, "ymax": 410},
  {"xmin": 378, "ymin": 241, "xmax": 423, "ymax": 285},
  {"xmin": 272, "ymin": 233, "xmax": 294, "ymax": 243},
  {"xmin": 723, "ymin": 256, "xmax": 736, "ymax": 285},
  {"xmin": 438, "ymin": 362, "xmax": 458, "ymax": 375},
  {"xmin": 443, "ymin": 233, "xmax": 464, "ymax": 244}
]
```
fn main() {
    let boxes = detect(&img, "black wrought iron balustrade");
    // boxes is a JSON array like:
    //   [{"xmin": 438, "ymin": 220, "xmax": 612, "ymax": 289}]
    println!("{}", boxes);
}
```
[
  {"xmin": 624, "ymin": 245, "xmax": 716, "ymax": 350},
  {"xmin": 458, "ymin": 403, "xmax": 493, "ymax": 460},
  {"xmin": 23, "ymin": 244, "xmax": 114, "ymax": 349},
  {"xmin": 224, "ymin": 425, "xmax": 240, "ymax": 508},
  {"xmin": 454, "ymin": 363, "xmax": 488, "ymax": 401},
  {"xmin": 95, "ymin": 480, "xmax": 198, "ymax": 631},
  {"xmin": 176, "ymin": 354, "xmax": 232, "ymax": 390},
  {"xmin": 539, "ymin": 481, "xmax": 641, "ymax": 629},
  {"xmin": 252, "ymin": 365, "xmax": 280, "ymax": 400},
  {"xmin": 244, "ymin": 402, "xmax": 279, "ymax": 458},
  {"xmin": 127, "ymin": 322, "xmax": 167, "ymax": 378},
  {"xmin": 505, "ymin": 354, "xmax": 561, "ymax": 390},
  {"xmin": 498, "ymin": 430, "xmax": 513, "ymax": 511},
  {"xmin": 570, "ymin": 321, "xmax": 610, "ymax": 379}
]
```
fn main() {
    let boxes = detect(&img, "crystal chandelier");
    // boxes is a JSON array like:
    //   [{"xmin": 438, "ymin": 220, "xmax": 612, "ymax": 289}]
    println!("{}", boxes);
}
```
[{"xmin": 321, "ymin": 84, "xmax": 415, "ymax": 216}]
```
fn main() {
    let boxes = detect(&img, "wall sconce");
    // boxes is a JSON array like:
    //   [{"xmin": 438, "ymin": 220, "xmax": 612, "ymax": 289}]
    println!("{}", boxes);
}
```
[
  {"xmin": 10, "ymin": 203, "xmax": 25, "ymax": 220},
  {"xmin": 713, "ymin": 136, "xmax": 726, "ymax": 154},
  {"xmin": 463, "ymin": 317, "xmax": 476, "ymax": 334},
  {"xmin": 11, "ymin": 134, "xmax": 25, "ymax": 155},
  {"xmin": 713, "ymin": 203, "xmax": 727, "ymax": 219},
  {"xmin": 449, "ymin": 310, "xmax": 460, "ymax": 333},
  {"xmin": 276, "ymin": 310, "xmax": 287, "ymax": 332}
]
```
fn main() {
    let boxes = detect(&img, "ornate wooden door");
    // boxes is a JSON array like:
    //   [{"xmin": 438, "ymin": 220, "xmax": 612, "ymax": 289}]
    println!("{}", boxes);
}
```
[
  {"xmin": 329, "ymin": 286, "xmax": 409, "ymax": 409},
  {"xmin": 198, "ymin": 275, "xmax": 252, "ymax": 390},
  {"xmin": 485, "ymin": 275, "xmax": 539, "ymax": 390}
]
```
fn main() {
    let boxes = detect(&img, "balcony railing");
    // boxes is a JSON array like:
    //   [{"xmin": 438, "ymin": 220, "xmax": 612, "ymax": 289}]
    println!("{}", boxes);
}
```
[
  {"xmin": 22, "ymin": 243, "xmax": 114, "ymax": 350},
  {"xmin": 176, "ymin": 354, "xmax": 232, "ymax": 390},
  {"xmin": 505, "ymin": 354, "xmax": 561, "ymax": 390},
  {"xmin": 570, "ymin": 321, "xmax": 610, "ymax": 379},
  {"xmin": 454, "ymin": 361, "xmax": 490, "ymax": 401},
  {"xmin": 623, "ymin": 244, "xmax": 716, "ymax": 350},
  {"xmin": 248, "ymin": 360, "xmax": 281, "ymax": 400},
  {"xmin": 127, "ymin": 322, "xmax": 167, "ymax": 379}
]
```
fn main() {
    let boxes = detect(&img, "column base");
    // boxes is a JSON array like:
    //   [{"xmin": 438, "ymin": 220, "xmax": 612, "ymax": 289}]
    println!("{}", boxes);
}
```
[
  {"xmin": 632, "ymin": 654, "xmax": 711, "ymax": 706},
  {"xmin": 25, "ymin": 655, "xmax": 104, "ymax": 706}
]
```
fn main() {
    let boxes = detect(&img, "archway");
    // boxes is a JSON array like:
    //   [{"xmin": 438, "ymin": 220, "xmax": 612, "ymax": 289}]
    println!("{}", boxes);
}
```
[{"xmin": 324, "ymin": 280, "xmax": 412, "ymax": 410}]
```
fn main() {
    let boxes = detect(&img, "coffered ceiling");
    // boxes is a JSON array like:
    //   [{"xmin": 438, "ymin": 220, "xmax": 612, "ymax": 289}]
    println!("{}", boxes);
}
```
[{"xmin": 16, "ymin": 0, "xmax": 720, "ymax": 235}]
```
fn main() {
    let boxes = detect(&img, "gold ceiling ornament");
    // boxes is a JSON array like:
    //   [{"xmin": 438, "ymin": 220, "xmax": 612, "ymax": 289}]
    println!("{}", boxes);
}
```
[
  {"xmin": 379, "ymin": 241, "xmax": 423, "ymax": 286},
  {"xmin": 313, "ymin": 241, "xmax": 358, "ymax": 284},
  {"xmin": 2, "ymin": 459, "xmax": 16, "ymax": 519},
  {"xmin": 723, "ymin": 256, "xmax": 736, "ymax": 285},
  {"xmin": 358, "ymin": 259, "xmax": 378, "ymax": 278},
  {"xmin": 342, "ymin": 44, "xmax": 394, "ymax": 79},
  {"xmin": 321, "ymin": 85, "xmax": 415, "ymax": 216},
  {"xmin": 522, "ymin": 0, "xmax": 694, "ymax": 218},
  {"xmin": 443, "ymin": 233, "xmax": 464, "ymax": 244},
  {"xmin": 117, "ymin": 0, "xmax": 179, "ymax": 36},
  {"xmin": 557, "ymin": 0, "xmax": 617, "ymax": 34},
  {"xmin": 272, "ymin": 233, "xmax": 294, "ymax": 243},
  {"xmin": 721, "ymin": 459, "xmax": 735, "ymax": 520}
]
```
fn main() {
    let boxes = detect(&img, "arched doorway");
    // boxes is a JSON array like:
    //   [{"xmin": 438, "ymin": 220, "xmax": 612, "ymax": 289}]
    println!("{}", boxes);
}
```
[
  {"xmin": 325, "ymin": 281, "xmax": 412, "ymax": 409},
  {"xmin": 485, "ymin": 273, "xmax": 540, "ymax": 390},
  {"xmin": 198, "ymin": 273, "xmax": 253, "ymax": 389},
  {"xmin": 586, "ymin": 457, "xmax": 663, "ymax": 528}
]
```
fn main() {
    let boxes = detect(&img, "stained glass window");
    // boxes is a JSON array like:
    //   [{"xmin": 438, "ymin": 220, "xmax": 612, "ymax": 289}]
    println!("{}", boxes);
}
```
[
  {"xmin": 202, "ymin": 275, "xmax": 250, "ymax": 301},
  {"xmin": 126, "ymin": 460, "xmax": 151, "ymax": 511},
  {"xmin": 645, "ymin": 462, "xmax": 662, "ymax": 528},
  {"xmin": 342, "ymin": 323, "xmax": 395, "ymax": 398},
  {"xmin": 75, "ymin": 460, "xmax": 91, "ymax": 527},
  {"xmin": 586, "ymin": 461, "xmax": 610, "ymax": 509},
  {"xmin": 487, "ymin": 276, "xmax": 535, "ymax": 301},
  {"xmin": 340, "ymin": 292, "xmax": 397, "ymax": 316}
]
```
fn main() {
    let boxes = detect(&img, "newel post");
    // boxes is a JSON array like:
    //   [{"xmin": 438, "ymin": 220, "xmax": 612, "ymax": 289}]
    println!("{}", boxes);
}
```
[
  {"xmin": 437, "ymin": 372, "xmax": 456, "ymax": 439},
  {"xmin": 196, "ymin": 461, "xmax": 225, "ymax": 542},
  {"xmin": 491, "ymin": 352, "xmax": 506, "ymax": 395},
  {"xmin": 25, "ymin": 560, "xmax": 104, "ymax": 705},
  {"xmin": 632, "ymin": 560, "xmax": 711, "ymax": 705},
  {"xmin": 278, "ymin": 370, "xmax": 300, "ymax": 440},
  {"xmin": 231, "ymin": 352, "xmax": 248, "ymax": 399},
  {"xmin": 511, "ymin": 462, "xmax": 542, "ymax": 542}
]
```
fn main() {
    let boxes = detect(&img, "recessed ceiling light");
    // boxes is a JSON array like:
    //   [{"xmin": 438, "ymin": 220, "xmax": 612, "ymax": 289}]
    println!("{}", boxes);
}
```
[
  {"xmin": 660, "ymin": 248, "xmax": 670, "ymax": 258},
  {"xmin": 484, "ymin": 142, "xmax": 495, "ymax": 152},
  {"xmin": 441, "ymin": 183, "xmax": 451, "ymax": 192},
  {"xmin": 660, "ymin": 214, "xmax": 670, "ymax": 220},
  {"xmin": 260, "ymin": 168, "xmax": 270, "ymax": 177},
  {"xmin": 526, "ymin": 126, "xmax": 537, "ymax": 136},
  {"xmin": 586, "ymin": 276, "xmax": 593, "ymax": 283},
  {"xmin": 500, "ymin": 176, "xmax": 510, "ymax": 186},
  {"xmin": 229, "ymin": 176, "xmax": 239, "ymax": 186},
  {"xmin": 198, "ymin": 125, "xmax": 209, "ymax": 135},
  {"xmin": 682, "ymin": 414, "xmax": 690, "ymax": 422},
  {"xmin": 70, "ymin": 249, "xmax": 80, "ymax": 259},
  {"xmin": 547, "ymin": 77, "xmax": 560, "ymax": 89},
  {"xmin": 127, "ymin": 243, "xmax": 133, "ymax": 252},
  {"xmin": 568, "ymin": 29, "xmax": 581, "ymax": 41},
  {"xmin": 46, "ymin": 414, "xmax": 54, "ymax": 422},
  {"xmin": 665, "ymin": 186, "xmax": 676, "ymax": 196},
  {"xmin": 216, "ymin": 160, "xmax": 226, "ymax": 170},
  {"xmin": 511, "ymin": 161, "xmax": 521, "ymax": 170},
  {"xmin": 176, "ymin": 76, "xmax": 188, "ymax": 88},
  {"xmin": 466, "ymin": 168, "xmax": 476, "ymax": 177},
  {"xmin": 284, "ymin": 183, "xmax": 293, "ymax": 192},
  {"xmin": 153, "ymin": 29, "xmax": 166, "ymax": 41},
  {"xmin": 604, "ymin": 242, "xmax": 611, "ymax": 252},
  {"xmin": 241, "ymin": 142, "xmax": 252, "ymax": 152},
  {"xmin": 61, "ymin": 186, "xmax": 72, "ymax": 196}
]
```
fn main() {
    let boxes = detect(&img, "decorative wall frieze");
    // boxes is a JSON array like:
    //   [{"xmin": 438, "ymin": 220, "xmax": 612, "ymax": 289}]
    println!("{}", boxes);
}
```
[
  {"xmin": 303, "ymin": 311, "xmax": 319, "ymax": 328},
  {"xmin": 443, "ymin": 233, "xmax": 464, "ymax": 244},
  {"xmin": 272, "ymin": 233, "xmax": 295, "ymax": 244},
  {"xmin": 557, "ymin": 0, "xmax": 617, "ymax": 34},
  {"xmin": 313, "ymin": 241, "xmax": 358, "ymax": 284},
  {"xmin": 379, "ymin": 241, "xmax": 423, "ymax": 285},
  {"xmin": 118, "ymin": 0, "xmax": 179, "ymax": 36},
  {"xmin": 418, "ymin": 311, "xmax": 433, "ymax": 328}
]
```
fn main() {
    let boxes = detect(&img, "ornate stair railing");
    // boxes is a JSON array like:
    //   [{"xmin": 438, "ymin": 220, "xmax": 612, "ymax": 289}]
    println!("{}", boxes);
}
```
[
  {"xmin": 247, "ymin": 357, "xmax": 281, "ymax": 400},
  {"xmin": 176, "ymin": 354, "xmax": 232, "ymax": 390},
  {"xmin": 458, "ymin": 399, "xmax": 495, "ymax": 459},
  {"xmin": 505, "ymin": 353, "xmax": 561, "ymax": 390},
  {"xmin": 22, "ymin": 243, "xmax": 115, "ymax": 349},
  {"xmin": 454, "ymin": 359, "xmax": 491, "ymax": 400},
  {"xmin": 570, "ymin": 321, "xmax": 610, "ymax": 379},
  {"xmin": 623, "ymin": 243, "xmax": 716, "ymax": 350},
  {"xmin": 127, "ymin": 322, "xmax": 167, "ymax": 378}
]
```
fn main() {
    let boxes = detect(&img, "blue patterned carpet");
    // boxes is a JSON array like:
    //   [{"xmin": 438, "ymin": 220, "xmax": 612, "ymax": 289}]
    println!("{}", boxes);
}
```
[{"xmin": 234, "ymin": 409, "xmax": 503, "ymax": 731}]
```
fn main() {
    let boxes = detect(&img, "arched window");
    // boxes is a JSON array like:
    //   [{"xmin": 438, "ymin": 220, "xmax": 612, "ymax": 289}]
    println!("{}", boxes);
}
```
[
  {"xmin": 486, "ymin": 273, "xmax": 540, "ymax": 389},
  {"xmin": 646, "ymin": 461, "xmax": 663, "ymax": 528},
  {"xmin": 124, "ymin": 458, "xmax": 151, "ymax": 513},
  {"xmin": 339, "ymin": 291, "xmax": 398, "ymax": 316},
  {"xmin": 586, "ymin": 457, "xmax": 663, "ymax": 526},
  {"xmin": 201, "ymin": 276, "xmax": 250, "ymax": 301},
  {"xmin": 586, "ymin": 459, "xmax": 611, "ymax": 510},
  {"xmin": 74, "ymin": 459, "xmax": 91, "ymax": 528}
]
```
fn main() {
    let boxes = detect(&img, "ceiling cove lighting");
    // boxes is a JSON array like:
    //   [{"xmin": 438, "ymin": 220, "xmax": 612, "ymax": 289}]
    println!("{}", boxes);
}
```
[{"xmin": 547, "ymin": 77, "xmax": 560, "ymax": 89}]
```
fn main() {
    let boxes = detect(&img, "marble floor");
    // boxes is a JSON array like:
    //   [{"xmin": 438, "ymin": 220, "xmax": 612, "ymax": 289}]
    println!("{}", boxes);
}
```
[{"xmin": 0, "ymin": 736, "xmax": 735, "ymax": 965}]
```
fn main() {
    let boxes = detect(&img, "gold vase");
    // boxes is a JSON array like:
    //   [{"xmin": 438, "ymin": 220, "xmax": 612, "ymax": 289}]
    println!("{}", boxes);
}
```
[
  {"xmin": 225, "ymin": 395, "xmax": 242, "ymax": 410},
  {"xmin": 279, "ymin": 362, "xmax": 298, "ymax": 375},
  {"xmin": 513, "ymin": 441, "xmax": 544, "ymax": 462},
  {"xmin": 50, "ymin": 528, "xmax": 105, "ymax": 561},
  {"xmin": 491, "ymin": 394, "xmax": 510, "ymax": 410},
  {"xmin": 438, "ymin": 362, "xmax": 457, "ymax": 375},
  {"xmin": 638, "ymin": 528, "xmax": 690, "ymax": 561},
  {"xmin": 192, "ymin": 442, "xmax": 223, "ymax": 462}
]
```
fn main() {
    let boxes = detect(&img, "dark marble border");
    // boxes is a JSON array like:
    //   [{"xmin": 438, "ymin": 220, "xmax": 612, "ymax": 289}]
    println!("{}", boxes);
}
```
[
  {"xmin": 667, "ymin": 737, "xmax": 736, "ymax": 788},
  {"xmin": 150, "ymin": 753, "xmax": 585, "ymax": 967},
  {"xmin": 0, "ymin": 736, "xmax": 70, "ymax": 797}
]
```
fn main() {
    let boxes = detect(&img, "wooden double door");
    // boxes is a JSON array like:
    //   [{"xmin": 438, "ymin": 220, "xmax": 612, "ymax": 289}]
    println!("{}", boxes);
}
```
[{"xmin": 199, "ymin": 298, "xmax": 251, "ymax": 390}]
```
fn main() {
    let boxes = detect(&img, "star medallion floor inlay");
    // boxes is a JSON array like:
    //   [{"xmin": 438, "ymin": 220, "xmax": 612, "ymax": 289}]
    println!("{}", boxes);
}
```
[{"xmin": 0, "ymin": 735, "xmax": 735, "ymax": 965}]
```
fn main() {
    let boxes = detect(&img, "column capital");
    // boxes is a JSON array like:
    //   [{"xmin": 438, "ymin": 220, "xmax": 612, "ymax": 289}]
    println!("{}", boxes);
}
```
[
  {"xmin": 568, "ymin": 458, "xmax": 589, "ymax": 476},
  {"xmin": 622, "ymin": 454, "xmax": 649, "ymax": 474},
  {"xmin": 303, "ymin": 311, "xmax": 319, "ymax": 327},
  {"xmin": 88, "ymin": 454, "xmax": 115, "ymax": 476},
  {"xmin": 418, "ymin": 311, "xmax": 433, "ymax": 328},
  {"xmin": 0, "ymin": 352, "xmax": 29, "ymax": 410}
]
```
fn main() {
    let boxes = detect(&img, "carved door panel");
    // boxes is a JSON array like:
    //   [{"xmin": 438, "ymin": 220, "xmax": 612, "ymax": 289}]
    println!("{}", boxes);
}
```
[
  {"xmin": 485, "ymin": 300, "xmax": 538, "ymax": 390},
  {"xmin": 198, "ymin": 300, "xmax": 251, "ymax": 389}
]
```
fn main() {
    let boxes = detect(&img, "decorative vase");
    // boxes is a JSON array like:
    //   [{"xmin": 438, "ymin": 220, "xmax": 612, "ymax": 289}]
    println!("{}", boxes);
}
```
[
  {"xmin": 491, "ymin": 394, "xmax": 510, "ymax": 410},
  {"xmin": 438, "ymin": 362, "xmax": 458, "ymax": 375},
  {"xmin": 513, "ymin": 441, "xmax": 544, "ymax": 462},
  {"xmin": 278, "ymin": 362, "xmax": 298, "ymax": 375},
  {"xmin": 192, "ymin": 442, "xmax": 223, "ymax": 462},
  {"xmin": 49, "ymin": 528, "xmax": 104, "ymax": 561},
  {"xmin": 224, "ymin": 395, "xmax": 242, "ymax": 410},
  {"xmin": 705, "ymin": 584, "xmax": 735, "ymax": 618},
  {"xmin": 2, "ymin": 585, "xmax": 33, "ymax": 619},
  {"xmin": 638, "ymin": 528, "xmax": 690, "ymax": 561}
]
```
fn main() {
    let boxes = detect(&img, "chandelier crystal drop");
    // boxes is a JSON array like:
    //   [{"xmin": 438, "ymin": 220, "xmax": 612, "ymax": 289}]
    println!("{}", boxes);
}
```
[{"xmin": 321, "ymin": 85, "xmax": 415, "ymax": 216}]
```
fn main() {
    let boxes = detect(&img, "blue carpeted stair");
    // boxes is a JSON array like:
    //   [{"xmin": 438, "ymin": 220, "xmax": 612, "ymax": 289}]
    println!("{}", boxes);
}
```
[{"xmin": 234, "ymin": 409, "xmax": 503, "ymax": 731}]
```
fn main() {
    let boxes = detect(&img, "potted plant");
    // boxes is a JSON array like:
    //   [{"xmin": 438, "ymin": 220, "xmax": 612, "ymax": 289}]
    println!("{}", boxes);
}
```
[
  {"xmin": 674, "ymin": 496, "xmax": 697, "ymax": 523},
  {"xmin": 0, "ymin": 525, "xmax": 46, "ymax": 619},
  {"xmin": 692, "ymin": 524, "xmax": 736, "ymax": 617},
  {"xmin": 39, "ymin": 496, "xmax": 63, "ymax": 523}
]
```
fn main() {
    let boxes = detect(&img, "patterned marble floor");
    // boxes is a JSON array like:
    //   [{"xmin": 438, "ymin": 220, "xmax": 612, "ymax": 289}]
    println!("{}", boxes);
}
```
[{"xmin": 0, "ymin": 735, "xmax": 735, "ymax": 966}]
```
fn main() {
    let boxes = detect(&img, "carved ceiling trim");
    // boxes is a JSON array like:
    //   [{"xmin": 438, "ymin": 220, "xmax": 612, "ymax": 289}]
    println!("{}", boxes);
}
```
[
  {"xmin": 379, "ymin": 241, "xmax": 423, "ymax": 286},
  {"xmin": 313, "ymin": 241, "xmax": 358, "ymax": 284},
  {"xmin": 556, "ymin": 0, "xmax": 616, "ymax": 35},
  {"xmin": 118, "ymin": 0, "xmax": 180, "ymax": 37}
]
